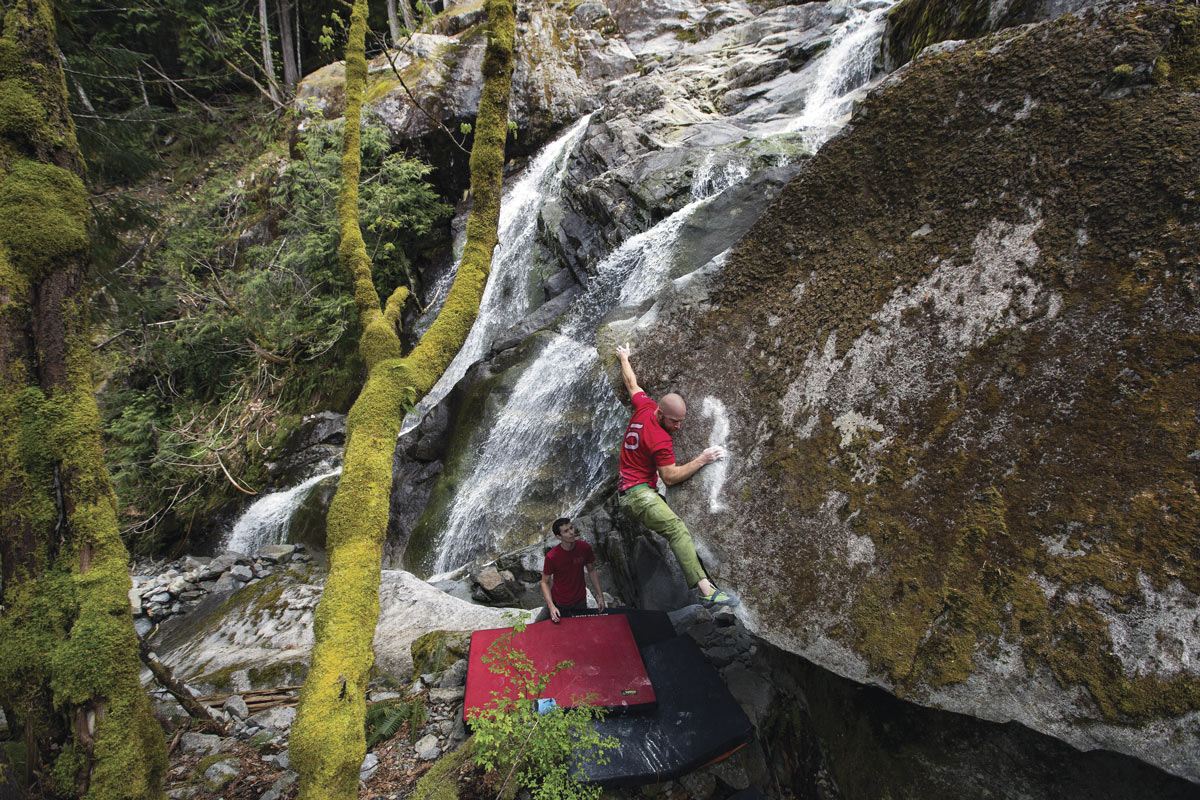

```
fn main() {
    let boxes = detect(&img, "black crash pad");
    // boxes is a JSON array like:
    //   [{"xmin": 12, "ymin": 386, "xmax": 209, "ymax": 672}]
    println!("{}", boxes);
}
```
[{"xmin": 576, "ymin": 634, "xmax": 755, "ymax": 787}]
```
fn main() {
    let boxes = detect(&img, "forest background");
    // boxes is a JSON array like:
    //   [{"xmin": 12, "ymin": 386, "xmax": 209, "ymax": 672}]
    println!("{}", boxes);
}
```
[{"xmin": 70, "ymin": 0, "xmax": 458, "ymax": 556}]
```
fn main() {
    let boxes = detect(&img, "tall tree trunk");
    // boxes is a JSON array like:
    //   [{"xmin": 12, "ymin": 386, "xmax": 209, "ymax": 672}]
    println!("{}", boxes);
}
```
[
  {"xmin": 276, "ymin": 0, "xmax": 299, "ymax": 90},
  {"xmin": 0, "ymin": 1, "xmax": 168, "ymax": 798},
  {"xmin": 258, "ymin": 0, "xmax": 281, "ymax": 101},
  {"xmin": 386, "ymin": 0, "xmax": 402, "ymax": 42},
  {"xmin": 288, "ymin": 0, "xmax": 516, "ymax": 796},
  {"xmin": 294, "ymin": 1, "xmax": 302, "ymax": 81}
]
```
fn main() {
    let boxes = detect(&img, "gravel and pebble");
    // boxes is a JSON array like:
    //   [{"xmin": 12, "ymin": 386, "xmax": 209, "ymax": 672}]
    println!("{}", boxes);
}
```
[{"xmin": 131, "ymin": 544, "xmax": 314, "ymax": 628}]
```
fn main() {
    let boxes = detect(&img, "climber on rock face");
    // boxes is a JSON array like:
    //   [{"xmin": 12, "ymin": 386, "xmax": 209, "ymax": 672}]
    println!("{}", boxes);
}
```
[{"xmin": 614, "ymin": 344, "xmax": 738, "ymax": 607}]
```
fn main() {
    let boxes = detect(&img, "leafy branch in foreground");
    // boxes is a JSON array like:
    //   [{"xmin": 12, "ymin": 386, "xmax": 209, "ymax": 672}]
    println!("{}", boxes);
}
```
[{"xmin": 469, "ymin": 620, "xmax": 618, "ymax": 800}]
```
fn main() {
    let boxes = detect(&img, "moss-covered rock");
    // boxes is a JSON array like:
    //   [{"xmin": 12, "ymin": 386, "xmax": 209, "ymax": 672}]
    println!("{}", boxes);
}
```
[
  {"xmin": 410, "ymin": 629, "xmax": 472, "ymax": 677},
  {"xmin": 286, "ymin": 474, "xmax": 340, "ymax": 552},
  {"xmin": 411, "ymin": 739, "xmax": 473, "ymax": 800},
  {"xmin": 882, "ymin": 0, "xmax": 1102, "ymax": 67},
  {"xmin": 632, "ymin": 0, "xmax": 1200, "ymax": 782}
]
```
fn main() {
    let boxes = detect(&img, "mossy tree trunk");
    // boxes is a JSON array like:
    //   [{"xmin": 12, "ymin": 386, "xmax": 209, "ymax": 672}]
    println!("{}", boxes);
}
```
[
  {"xmin": 0, "ymin": 1, "xmax": 168, "ymax": 798},
  {"xmin": 288, "ymin": 0, "xmax": 515, "ymax": 796}
]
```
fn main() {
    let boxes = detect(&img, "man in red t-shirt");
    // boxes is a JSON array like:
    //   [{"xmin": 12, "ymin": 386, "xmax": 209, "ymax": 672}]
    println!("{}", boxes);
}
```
[
  {"xmin": 615, "ymin": 344, "xmax": 737, "ymax": 606},
  {"xmin": 539, "ymin": 517, "xmax": 606, "ymax": 622}
]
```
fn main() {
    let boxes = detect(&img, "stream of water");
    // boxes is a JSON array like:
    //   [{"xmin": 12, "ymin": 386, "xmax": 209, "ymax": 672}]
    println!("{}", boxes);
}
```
[
  {"xmin": 428, "ymin": 0, "xmax": 897, "ymax": 570},
  {"xmin": 429, "ymin": 159, "xmax": 756, "ymax": 572},
  {"xmin": 220, "ymin": 0, "xmax": 896, "ymax": 565},
  {"xmin": 223, "ymin": 464, "xmax": 342, "ymax": 554},
  {"xmin": 787, "ymin": 0, "xmax": 897, "ymax": 148},
  {"xmin": 401, "ymin": 115, "xmax": 594, "ymax": 436}
]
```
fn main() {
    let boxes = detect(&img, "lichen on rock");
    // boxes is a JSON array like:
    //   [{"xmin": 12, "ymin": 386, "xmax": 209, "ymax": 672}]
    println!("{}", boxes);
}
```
[{"xmin": 632, "ymin": 0, "xmax": 1200, "ymax": 781}]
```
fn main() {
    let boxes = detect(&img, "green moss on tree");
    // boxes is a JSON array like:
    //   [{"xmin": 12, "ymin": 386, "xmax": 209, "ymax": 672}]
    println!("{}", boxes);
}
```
[
  {"xmin": 0, "ymin": 76, "xmax": 44, "ymax": 138},
  {"xmin": 0, "ymin": 1, "xmax": 167, "ymax": 797},
  {"xmin": 0, "ymin": 159, "xmax": 88, "ymax": 279},
  {"xmin": 290, "ymin": 0, "xmax": 515, "ymax": 797}
]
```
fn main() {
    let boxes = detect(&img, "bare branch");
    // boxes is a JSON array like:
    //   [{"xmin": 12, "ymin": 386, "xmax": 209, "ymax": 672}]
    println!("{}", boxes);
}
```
[
  {"xmin": 222, "ymin": 57, "xmax": 291, "ymax": 112},
  {"xmin": 375, "ymin": 33, "xmax": 471, "ymax": 154},
  {"xmin": 140, "ymin": 59, "xmax": 221, "ymax": 119},
  {"xmin": 216, "ymin": 453, "xmax": 258, "ymax": 495}
]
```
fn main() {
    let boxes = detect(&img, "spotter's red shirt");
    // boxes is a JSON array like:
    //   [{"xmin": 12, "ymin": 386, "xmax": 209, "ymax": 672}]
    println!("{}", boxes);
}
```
[
  {"xmin": 618, "ymin": 392, "xmax": 675, "ymax": 491},
  {"xmin": 543, "ymin": 540, "xmax": 594, "ymax": 606}
]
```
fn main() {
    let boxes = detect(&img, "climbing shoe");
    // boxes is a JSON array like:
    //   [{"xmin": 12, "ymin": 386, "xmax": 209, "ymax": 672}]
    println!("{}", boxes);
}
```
[{"xmin": 700, "ymin": 586, "xmax": 740, "ymax": 607}]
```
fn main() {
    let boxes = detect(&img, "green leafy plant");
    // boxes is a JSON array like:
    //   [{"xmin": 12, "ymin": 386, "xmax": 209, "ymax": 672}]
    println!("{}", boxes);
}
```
[
  {"xmin": 97, "ymin": 111, "xmax": 451, "ymax": 552},
  {"xmin": 468, "ymin": 619, "xmax": 618, "ymax": 800}
]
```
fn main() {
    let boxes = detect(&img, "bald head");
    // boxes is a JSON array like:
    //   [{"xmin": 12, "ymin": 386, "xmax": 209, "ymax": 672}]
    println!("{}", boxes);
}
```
[
  {"xmin": 657, "ymin": 393, "xmax": 686, "ymax": 434},
  {"xmin": 660, "ymin": 393, "xmax": 686, "ymax": 416}
]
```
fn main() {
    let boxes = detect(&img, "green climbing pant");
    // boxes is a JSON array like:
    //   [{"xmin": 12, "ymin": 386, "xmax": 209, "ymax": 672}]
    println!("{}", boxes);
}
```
[{"xmin": 618, "ymin": 483, "xmax": 707, "ymax": 589}]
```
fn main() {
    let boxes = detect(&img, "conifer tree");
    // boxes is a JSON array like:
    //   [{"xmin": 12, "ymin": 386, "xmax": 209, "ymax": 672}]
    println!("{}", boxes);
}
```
[
  {"xmin": 0, "ymin": 0, "xmax": 168, "ymax": 797},
  {"xmin": 289, "ymin": 0, "xmax": 516, "ymax": 795}
]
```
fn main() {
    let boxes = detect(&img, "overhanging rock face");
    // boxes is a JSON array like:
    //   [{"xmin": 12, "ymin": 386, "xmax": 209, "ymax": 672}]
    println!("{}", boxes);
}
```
[{"xmin": 621, "ymin": 0, "xmax": 1200, "ymax": 782}]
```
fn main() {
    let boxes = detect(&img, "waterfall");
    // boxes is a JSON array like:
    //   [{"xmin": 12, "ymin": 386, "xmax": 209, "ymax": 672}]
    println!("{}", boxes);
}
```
[
  {"xmin": 788, "ymin": 0, "xmax": 897, "ymax": 148},
  {"xmin": 423, "ymin": 2, "xmax": 900, "ymax": 572},
  {"xmin": 401, "ymin": 114, "xmax": 593, "ymax": 435},
  {"xmin": 223, "ymin": 465, "xmax": 342, "ymax": 554},
  {"xmin": 691, "ymin": 152, "xmax": 751, "ymax": 200},
  {"xmin": 431, "ymin": 161, "xmax": 751, "ymax": 572}
]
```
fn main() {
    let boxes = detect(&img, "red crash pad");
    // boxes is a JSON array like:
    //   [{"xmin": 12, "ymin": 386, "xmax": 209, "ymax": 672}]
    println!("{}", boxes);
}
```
[{"xmin": 464, "ymin": 614, "xmax": 656, "ymax": 720}]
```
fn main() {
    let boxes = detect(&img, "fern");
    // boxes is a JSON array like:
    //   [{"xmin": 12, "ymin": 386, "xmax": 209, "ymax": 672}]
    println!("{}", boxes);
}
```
[{"xmin": 365, "ymin": 699, "xmax": 426, "ymax": 748}]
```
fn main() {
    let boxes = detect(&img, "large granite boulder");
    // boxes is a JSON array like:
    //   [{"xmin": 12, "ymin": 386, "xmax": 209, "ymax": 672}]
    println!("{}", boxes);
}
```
[
  {"xmin": 295, "ymin": 0, "xmax": 634, "ymax": 158},
  {"xmin": 613, "ymin": 0, "xmax": 1200, "ymax": 782},
  {"xmin": 148, "ymin": 568, "xmax": 530, "ymax": 691}
]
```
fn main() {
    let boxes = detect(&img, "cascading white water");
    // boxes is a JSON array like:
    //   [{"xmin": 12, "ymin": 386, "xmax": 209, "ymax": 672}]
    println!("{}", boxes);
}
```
[
  {"xmin": 401, "ymin": 115, "xmax": 593, "ymax": 436},
  {"xmin": 223, "ymin": 464, "xmax": 342, "ymax": 554},
  {"xmin": 788, "ymin": 0, "xmax": 897, "ymax": 148},
  {"xmin": 431, "ymin": 160, "xmax": 751, "ymax": 572},
  {"xmin": 691, "ymin": 152, "xmax": 751, "ymax": 201},
  {"xmin": 426, "ymin": 2, "xmax": 899, "ymax": 571}
]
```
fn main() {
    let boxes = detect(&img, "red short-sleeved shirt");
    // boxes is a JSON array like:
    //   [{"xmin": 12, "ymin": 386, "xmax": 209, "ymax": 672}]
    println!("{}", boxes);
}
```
[
  {"xmin": 618, "ymin": 392, "xmax": 675, "ymax": 491},
  {"xmin": 543, "ymin": 540, "xmax": 594, "ymax": 606}
]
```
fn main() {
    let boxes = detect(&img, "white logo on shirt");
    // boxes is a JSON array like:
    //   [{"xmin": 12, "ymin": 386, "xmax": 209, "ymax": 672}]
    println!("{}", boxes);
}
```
[{"xmin": 625, "ymin": 422, "xmax": 643, "ymax": 450}]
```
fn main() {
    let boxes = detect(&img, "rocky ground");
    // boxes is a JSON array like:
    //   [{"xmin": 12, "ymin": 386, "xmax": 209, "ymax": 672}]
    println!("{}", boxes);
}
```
[
  {"xmin": 161, "ymin": 691, "xmax": 461, "ymax": 800},
  {"xmin": 132, "ymin": 545, "xmax": 316, "ymax": 635},
  {"xmin": 150, "ymin": 598, "xmax": 778, "ymax": 800}
]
